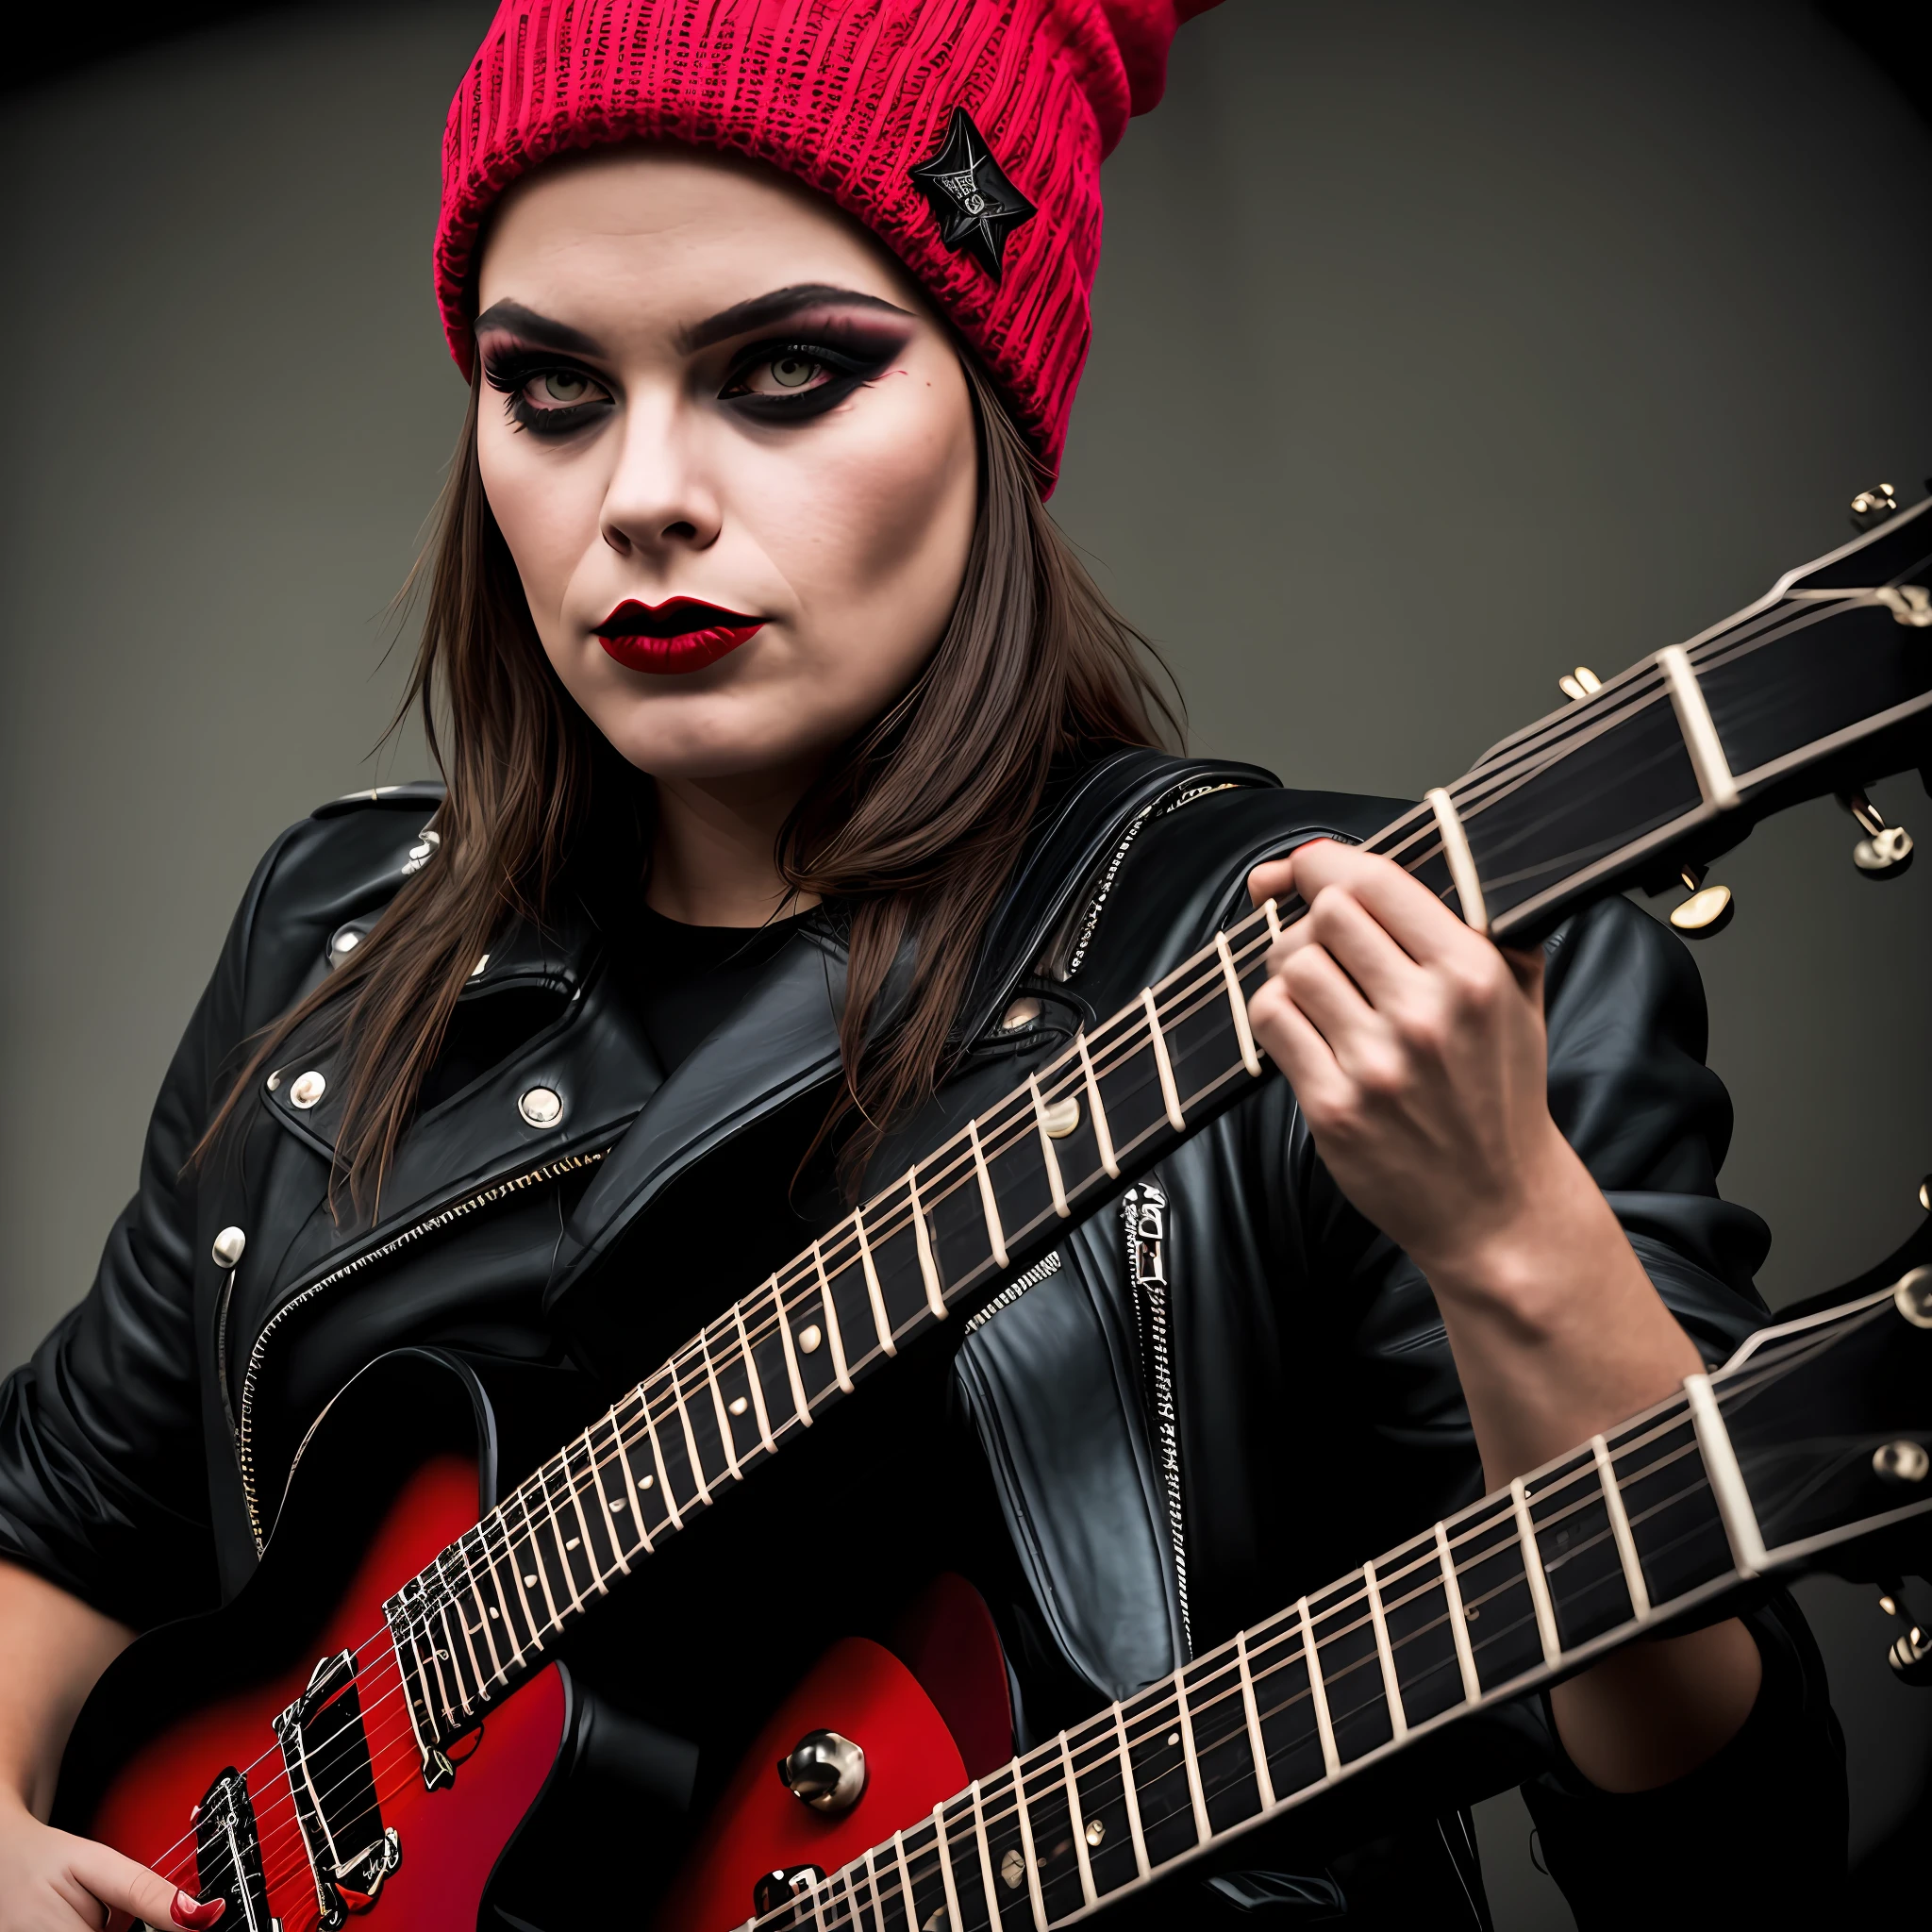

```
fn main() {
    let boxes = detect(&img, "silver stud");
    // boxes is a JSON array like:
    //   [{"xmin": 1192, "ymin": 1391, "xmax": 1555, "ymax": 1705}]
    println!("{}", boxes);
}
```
[
  {"xmin": 471, "ymin": 954, "xmax": 491, "ymax": 978},
  {"xmin": 1873, "ymin": 1440, "xmax": 1929, "ymax": 1485},
  {"xmin": 327, "ymin": 926, "xmax": 362, "ymax": 966},
  {"xmin": 1895, "ymin": 1267, "xmax": 1932, "ymax": 1329},
  {"xmin": 211, "ymin": 1226, "xmax": 246, "ymax": 1268},
  {"xmin": 266, "ymin": 1069, "xmax": 282, "ymax": 1092},
  {"xmin": 289, "ymin": 1070, "xmax": 326, "ymax": 1109},
  {"xmin": 518, "ymin": 1086, "xmax": 563, "ymax": 1128}
]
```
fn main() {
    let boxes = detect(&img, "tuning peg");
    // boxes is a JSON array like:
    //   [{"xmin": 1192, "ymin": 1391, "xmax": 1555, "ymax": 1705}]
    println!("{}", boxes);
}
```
[
  {"xmin": 1878, "ymin": 1580, "xmax": 1932, "ymax": 1688},
  {"xmin": 1557, "ymin": 666, "xmax": 1601, "ymax": 702},
  {"xmin": 1840, "ymin": 790, "xmax": 1914, "ymax": 879},
  {"xmin": 1851, "ymin": 483, "xmax": 1899, "ymax": 531},
  {"xmin": 1668, "ymin": 863, "xmax": 1734, "ymax": 938}
]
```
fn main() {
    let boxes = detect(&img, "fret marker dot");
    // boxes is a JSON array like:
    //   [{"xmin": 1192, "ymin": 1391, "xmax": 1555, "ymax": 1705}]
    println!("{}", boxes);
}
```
[
  {"xmin": 728, "ymin": 1395, "xmax": 749, "ymax": 1417},
  {"xmin": 524, "ymin": 1574, "xmax": 539, "ymax": 1588},
  {"xmin": 799, "ymin": 1324, "xmax": 824, "ymax": 1354},
  {"xmin": 1167, "ymin": 1731, "xmax": 1179, "ymax": 1747},
  {"xmin": 488, "ymin": 1607, "xmax": 499, "ymax": 1618},
  {"xmin": 1085, "ymin": 1819, "xmax": 1105, "ymax": 1847},
  {"xmin": 641, "ymin": 1474, "xmax": 655, "ymax": 1490},
  {"xmin": 611, "ymin": 1499, "xmax": 626, "ymax": 1513},
  {"xmin": 565, "ymin": 1537, "xmax": 580, "ymax": 1552}
]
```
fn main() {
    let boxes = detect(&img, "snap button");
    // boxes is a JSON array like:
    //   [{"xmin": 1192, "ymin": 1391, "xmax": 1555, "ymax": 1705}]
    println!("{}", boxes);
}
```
[
  {"xmin": 211, "ymin": 1226, "xmax": 246, "ymax": 1268},
  {"xmin": 519, "ymin": 1086, "xmax": 563, "ymax": 1128},
  {"xmin": 327, "ymin": 925, "xmax": 362, "ymax": 966},
  {"xmin": 289, "ymin": 1070, "xmax": 326, "ymax": 1109}
]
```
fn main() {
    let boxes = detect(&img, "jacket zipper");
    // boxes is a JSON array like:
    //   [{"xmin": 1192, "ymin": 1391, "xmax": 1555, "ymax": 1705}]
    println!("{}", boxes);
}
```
[
  {"xmin": 962, "ymin": 1249, "xmax": 1062, "ymax": 1334},
  {"xmin": 232, "ymin": 1145, "xmax": 611, "ymax": 1551},
  {"xmin": 1122, "ymin": 1178, "xmax": 1191, "ymax": 1656}
]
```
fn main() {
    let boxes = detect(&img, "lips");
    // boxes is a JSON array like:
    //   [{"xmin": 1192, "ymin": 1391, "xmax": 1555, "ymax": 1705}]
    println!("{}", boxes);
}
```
[{"xmin": 594, "ymin": 598, "xmax": 765, "ymax": 675}]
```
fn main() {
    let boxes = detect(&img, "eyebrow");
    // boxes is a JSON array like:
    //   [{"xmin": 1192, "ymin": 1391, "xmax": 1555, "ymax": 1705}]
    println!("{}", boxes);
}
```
[{"xmin": 474, "ymin": 284, "xmax": 914, "ymax": 363}]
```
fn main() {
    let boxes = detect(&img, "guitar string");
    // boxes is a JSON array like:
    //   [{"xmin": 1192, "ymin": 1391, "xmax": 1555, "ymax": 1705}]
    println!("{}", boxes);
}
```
[
  {"xmin": 145, "ymin": 575, "xmax": 1913, "ymax": 1897},
  {"xmin": 171, "ymin": 1391, "xmax": 1750, "ymax": 1906}
]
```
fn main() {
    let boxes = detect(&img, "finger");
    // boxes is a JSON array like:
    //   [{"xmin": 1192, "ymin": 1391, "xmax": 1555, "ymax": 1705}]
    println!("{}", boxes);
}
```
[
  {"xmin": 1247, "ymin": 974, "xmax": 1353, "ymax": 1120},
  {"xmin": 64, "ymin": 1840, "xmax": 218, "ymax": 1932},
  {"xmin": 1247, "ymin": 852, "xmax": 1300, "ymax": 909},
  {"xmin": 1296, "ymin": 883, "xmax": 1429, "ymax": 1008},
  {"xmin": 1290, "ymin": 840, "xmax": 1488, "ymax": 966},
  {"xmin": 1266, "ymin": 942, "xmax": 1395, "ymax": 1085}
]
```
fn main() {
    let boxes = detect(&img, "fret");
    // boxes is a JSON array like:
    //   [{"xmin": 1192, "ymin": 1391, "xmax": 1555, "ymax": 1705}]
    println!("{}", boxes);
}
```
[
  {"xmin": 1657, "ymin": 644, "xmax": 1741, "ymax": 811},
  {"xmin": 770, "ymin": 1274, "xmax": 814, "ymax": 1428},
  {"xmin": 524, "ymin": 1466, "xmax": 576, "ymax": 1620},
  {"xmin": 810, "ymin": 1241, "xmax": 856, "ymax": 1394},
  {"xmin": 667, "ymin": 1356, "xmax": 715, "ymax": 1507},
  {"xmin": 639, "ymin": 1379, "xmax": 685, "ymax": 1530},
  {"xmin": 1111, "ymin": 1705, "xmax": 1150, "ymax": 1880},
  {"xmin": 1009, "ymin": 1760, "xmax": 1050, "ymax": 1932},
  {"xmin": 1434, "ymin": 1520, "xmax": 1480, "ymax": 1704},
  {"xmin": 697, "ymin": 1330, "xmax": 741, "ymax": 1482},
  {"xmin": 1296, "ymin": 1597, "xmax": 1341, "ymax": 1777},
  {"xmin": 541, "ymin": 1456, "xmax": 598, "ymax": 1607},
  {"xmin": 1027, "ymin": 1073, "xmax": 1071, "ymax": 1219},
  {"xmin": 731, "ymin": 1300, "xmax": 777, "ymax": 1454},
  {"xmin": 1530, "ymin": 1452, "xmax": 1639, "ymax": 1648},
  {"xmin": 1140, "ymin": 986, "xmax": 1185, "ymax": 1131},
  {"xmin": 581, "ymin": 1421, "xmax": 631, "ymax": 1574},
  {"xmin": 388, "ymin": 1596, "xmax": 445, "ymax": 1744},
  {"xmin": 498, "ymin": 1493, "xmax": 553, "ymax": 1644},
  {"xmin": 853, "ymin": 1206, "xmax": 896, "ymax": 1357},
  {"xmin": 932, "ymin": 1800, "xmax": 966, "ymax": 1932},
  {"xmin": 1234, "ymin": 1629, "xmax": 1275, "ymax": 1809},
  {"xmin": 561, "ymin": 1432, "xmax": 616, "ymax": 1589},
  {"xmin": 1058, "ymin": 1733, "xmax": 1098, "ymax": 1910},
  {"xmin": 861, "ymin": 1845, "xmax": 886, "ymax": 1932},
  {"xmin": 458, "ymin": 1528, "xmax": 507, "ymax": 1683},
  {"xmin": 438, "ymin": 1546, "xmax": 489, "ymax": 1698},
  {"xmin": 611, "ymin": 1391, "xmax": 657, "ymax": 1552},
  {"xmin": 1424, "ymin": 786, "xmax": 1490, "ymax": 934},
  {"xmin": 1172, "ymin": 1671, "xmax": 1210, "ymax": 1848},
  {"xmin": 967, "ymin": 1118, "xmax": 1009, "ymax": 1270},
  {"xmin": 1683, "ymin": 1372, "xmax": 1768, "ymax": 1577},
  {"xmin": 1214, "ymin": 930, "xmax": 1262, "ymax": 1076},
  {"xmin": 1362, "ymin": 1559, "xmax": 1407, "ymax": 1741},
  {"xmin": 968, "ymin": 1781, "xmax": 1004, "ymax": 1931},
  {"xmin": 907, "ymin": 1172, "xmax": 947, "ymax": 1319},
  {"xmin": 431, "ymin": 1555, "xmax": 483, "ymax": 1712},
  {"xmin": 891, "ymin": 1827, "xmax": 916, "ymax": 1929},
  {"xmin": 1075, "ymin": 1031, "xmax": 1119, "ymax": 1178},
  {"xmin": 588, "ymin": 1414, "xmax": 642, "ymax": 1566},
  {"xmin": 473, "ymin": 1522, "xmax": 528, "ymax": 1666},
  {"xmin": 1592, "ymin": 1433, "xmax": 1649, "ymax": 1619},
  {"xmin": 1262, "ymin": 895, "xmax": 1282, "ymax": 940},
  {"xmin": 1509, "ymin": 1476, "xmax": 1562, "ymax": 1667},
  {"xmin": 419, "ymin": 1593, "xmax": 464, "ymax": 1726}
]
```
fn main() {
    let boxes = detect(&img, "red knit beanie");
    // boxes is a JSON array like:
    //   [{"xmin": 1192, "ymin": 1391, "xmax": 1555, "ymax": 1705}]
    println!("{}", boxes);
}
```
[{"xmin": 436, "ymin": 0, "xmax": 1224, "ymax": 485}]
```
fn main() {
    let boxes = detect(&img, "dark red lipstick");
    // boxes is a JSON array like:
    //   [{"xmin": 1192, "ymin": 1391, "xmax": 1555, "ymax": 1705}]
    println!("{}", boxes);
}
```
[{"xmin": 594, "ymin": 598, "xmax": 764, "ymax": 674}]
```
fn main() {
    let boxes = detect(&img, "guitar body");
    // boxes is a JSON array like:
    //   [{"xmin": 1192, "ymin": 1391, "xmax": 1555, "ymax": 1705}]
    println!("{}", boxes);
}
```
[{"xmin": 57, "ymin": 1351, "xmax": 571, "ymax": 1932}]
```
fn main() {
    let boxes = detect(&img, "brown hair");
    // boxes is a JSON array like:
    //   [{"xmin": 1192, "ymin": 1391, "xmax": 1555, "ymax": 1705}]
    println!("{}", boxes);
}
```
[{"xmin": 200, "ymin": 356, "xmax": 1176, "ymax": 1210}]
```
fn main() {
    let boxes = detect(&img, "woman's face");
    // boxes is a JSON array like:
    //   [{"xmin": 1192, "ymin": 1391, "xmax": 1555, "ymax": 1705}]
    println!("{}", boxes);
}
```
[{"xmin": 474, "ymin": 146, "xmax": 978, "ymax": 789}]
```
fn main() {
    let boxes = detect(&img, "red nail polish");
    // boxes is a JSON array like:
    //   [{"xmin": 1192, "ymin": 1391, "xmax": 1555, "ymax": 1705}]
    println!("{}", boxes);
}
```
[{"xmin": 174, "ymin": 1890, "xmax": 226, "ymax": 1930}]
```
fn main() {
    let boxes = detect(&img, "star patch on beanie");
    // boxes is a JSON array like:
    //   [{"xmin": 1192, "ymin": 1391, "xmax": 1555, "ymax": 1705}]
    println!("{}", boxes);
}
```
[{"xmin": 909, "ymin": 107, "xmax": 1038, "ymax": 284}]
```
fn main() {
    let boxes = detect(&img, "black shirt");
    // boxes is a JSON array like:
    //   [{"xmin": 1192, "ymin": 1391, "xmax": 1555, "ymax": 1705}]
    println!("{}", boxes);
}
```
[{"xmin": 628, "ymin": 906, "xmax": 804, "ymax": 1075}]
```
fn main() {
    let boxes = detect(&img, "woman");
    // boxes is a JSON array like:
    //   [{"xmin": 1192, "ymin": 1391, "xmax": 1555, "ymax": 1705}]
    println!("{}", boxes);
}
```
[{"xmin": 0, "ymin": 2, "xmax": 1843, "ymax": 1926}]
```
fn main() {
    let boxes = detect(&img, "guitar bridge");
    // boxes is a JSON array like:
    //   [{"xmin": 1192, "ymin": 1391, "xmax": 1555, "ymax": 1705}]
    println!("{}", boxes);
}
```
[
  {"xmin": 180, "ymin": 1768, "xmax": 280, "ymax": 1932},
  {"xmin": 274, "ymin": 1651, "xmax": 404, "ymax": 1928}
]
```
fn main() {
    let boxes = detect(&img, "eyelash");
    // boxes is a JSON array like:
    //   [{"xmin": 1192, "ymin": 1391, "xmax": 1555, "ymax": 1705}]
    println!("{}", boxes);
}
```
[{"xmin": 478, "ymin": 333, "xmax": 898, "ymax": 437}]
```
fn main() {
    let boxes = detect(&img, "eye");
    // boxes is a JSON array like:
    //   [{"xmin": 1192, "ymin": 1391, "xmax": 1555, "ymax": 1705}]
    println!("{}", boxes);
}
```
[
  {"xmin": 479, "ymin": 348, "xmax": 614, "ymax": 436},
  {"xmin": 537, "ymin": 370, "xmax": 594, "ymax": 404},
  {"xmin": 736, "ymin": 351, "xmax": 833, "ymax": 397}
]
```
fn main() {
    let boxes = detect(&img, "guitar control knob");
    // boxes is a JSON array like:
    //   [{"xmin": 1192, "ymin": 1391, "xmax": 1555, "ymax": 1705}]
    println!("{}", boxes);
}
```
[
  {"xmin": 753, "ymin": 1866, "xmax": 826, "ymax": 1914},
  {"xmin": 1850, "ymin": 483, "xmax": 1898, "ymax": 530},
  {"xmin": 776, "ymin": 1730, "xmax": 867, "ymax": 1816}
]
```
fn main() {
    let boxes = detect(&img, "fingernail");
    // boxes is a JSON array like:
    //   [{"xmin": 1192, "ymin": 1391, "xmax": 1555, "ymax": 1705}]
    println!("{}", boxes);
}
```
[{"xmin": 174, "ymin": 1890, "xmax": 226, "ymax": 1929}]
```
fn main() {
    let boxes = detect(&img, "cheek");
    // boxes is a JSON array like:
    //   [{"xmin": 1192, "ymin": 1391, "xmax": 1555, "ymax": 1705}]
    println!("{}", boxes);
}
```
[{"xmin": 475, "ymin": 421, "xmax": 607, "ymax": 632}]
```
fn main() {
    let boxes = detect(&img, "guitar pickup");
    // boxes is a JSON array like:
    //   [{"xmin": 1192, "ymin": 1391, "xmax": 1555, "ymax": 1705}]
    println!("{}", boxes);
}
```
[
  {"xmin": 170, "ymin": 1769, "xmax": 280, "ymax": 1932},
  {"xmin": 274, "ymin": 1651, "xmax": 403, "ymax": 1929}
]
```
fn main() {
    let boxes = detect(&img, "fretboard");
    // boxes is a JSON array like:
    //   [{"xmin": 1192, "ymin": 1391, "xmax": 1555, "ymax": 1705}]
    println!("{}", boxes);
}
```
[
  {"xmin": 741, "ymin": 1284, "xmax": 1916, "ymax": 1932},
  {"xmin": 382, "ymin": 499, "xmax": 1932, "ymax": 1756}
]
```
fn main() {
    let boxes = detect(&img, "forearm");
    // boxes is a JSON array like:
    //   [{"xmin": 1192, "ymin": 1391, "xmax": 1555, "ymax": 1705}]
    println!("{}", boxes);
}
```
[
  {"xmin": 1416, "ymin": 1134, "xmax": 1761, "ymax": 1792},
  {"xmin": 0, "ymin": 1561, "xmax": 134, "ymax": 1820}
]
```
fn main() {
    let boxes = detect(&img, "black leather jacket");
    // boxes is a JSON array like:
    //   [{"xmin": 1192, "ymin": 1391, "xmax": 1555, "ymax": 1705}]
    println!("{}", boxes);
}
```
[{"xmin": 0, "ymin": 750, "xmax": 1844, "ymax": 1925}]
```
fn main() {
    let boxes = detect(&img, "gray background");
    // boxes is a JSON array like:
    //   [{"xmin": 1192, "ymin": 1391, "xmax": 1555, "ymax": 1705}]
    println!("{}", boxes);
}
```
[{"xmin": 4, "ymin": 2, "xmax": 1929, "ymax": 1921}]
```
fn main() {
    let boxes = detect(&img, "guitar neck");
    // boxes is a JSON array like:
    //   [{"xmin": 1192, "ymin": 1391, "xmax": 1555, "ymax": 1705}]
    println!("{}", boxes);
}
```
[
  {"xmin": 764, "ymin": 1280, "xmax": 1932, "ymax": 1931},
  {"xmin": 381, "ymin": 498, "xmax": 1932, "ymax": 1759}
]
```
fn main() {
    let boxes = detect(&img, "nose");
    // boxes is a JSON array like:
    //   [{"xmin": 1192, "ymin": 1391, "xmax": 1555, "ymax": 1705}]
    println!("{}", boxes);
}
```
[{"xmin": 600, "ymin": 400, "xmax": 722, "ymax": 559}]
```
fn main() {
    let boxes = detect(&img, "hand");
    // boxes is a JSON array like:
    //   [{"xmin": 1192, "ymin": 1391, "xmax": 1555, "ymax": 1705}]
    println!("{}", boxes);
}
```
[
  {"xmin": 0, "ymin": 1797, "xmax": 218, "ymax": 1932},
  {"xmin": 1245, "ymin": 838, "xmax": 1575, "ymax": 1291}
]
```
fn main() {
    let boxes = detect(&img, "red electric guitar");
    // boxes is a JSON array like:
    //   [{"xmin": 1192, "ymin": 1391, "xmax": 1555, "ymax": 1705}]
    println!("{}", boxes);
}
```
[{"xmin": 54, "ymin": 490, "xmax": 1932, "ymax": 1929}]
